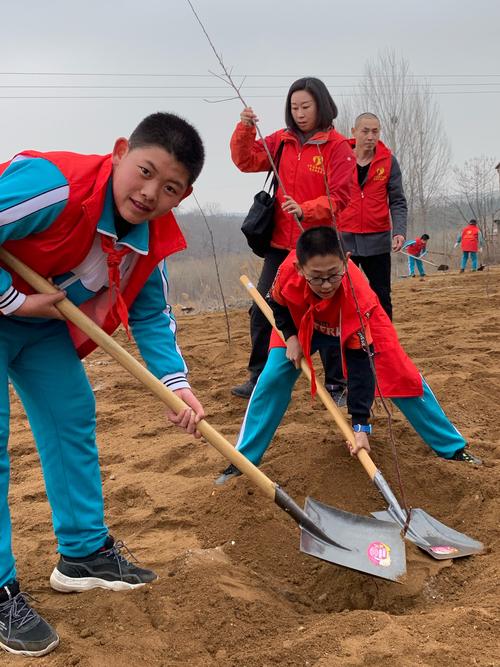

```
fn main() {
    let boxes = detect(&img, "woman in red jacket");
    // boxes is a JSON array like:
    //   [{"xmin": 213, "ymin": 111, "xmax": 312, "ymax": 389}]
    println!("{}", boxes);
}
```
[{"xmin": 230, "ymin": 77, "xmax": 355, "ymax": 399}]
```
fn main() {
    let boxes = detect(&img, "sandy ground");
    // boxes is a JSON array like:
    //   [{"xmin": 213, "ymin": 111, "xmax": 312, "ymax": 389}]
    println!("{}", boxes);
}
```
[{"xmin": 3, "ymin": 267, "xmax": 499, "ymax": 667}]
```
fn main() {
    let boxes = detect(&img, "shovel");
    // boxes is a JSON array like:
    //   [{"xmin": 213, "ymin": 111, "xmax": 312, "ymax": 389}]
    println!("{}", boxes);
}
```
[
  {"xmin": 240, "ymin": 275, "xmax": 484, "ymax": 561},
  {"xmin": 0, "ymin": 248, "xmax": 405, "ymax": 582},
  {"xmin": 399, "ymin": 250, "xmax": 449, "ymax": 271}
]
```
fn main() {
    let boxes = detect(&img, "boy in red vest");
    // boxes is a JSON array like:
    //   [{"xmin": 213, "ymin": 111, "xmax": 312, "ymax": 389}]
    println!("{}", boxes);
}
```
[
  {"xmin": 216, "ymin": 227, "xmax": 481, "ymax": 485},
  {"xmin": 403, "ymin": 234, "xmax": 429, "ymax": 277},
  {"xmin": 455, "ymin": 219, "xmax": 484, "ymax": 272},
  {"xmin": 0, "ymin": 113, "xmax": 205, "ymax": 656}
]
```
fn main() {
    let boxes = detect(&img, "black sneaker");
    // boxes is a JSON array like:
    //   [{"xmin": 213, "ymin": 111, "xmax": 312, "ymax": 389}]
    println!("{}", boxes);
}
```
[
  {"xmin": 231, "ymin": 378, "xmax": 257, "ymax": 399},
  {"xmin": 215, "ymin": 464, "xmax": 242, "ymax": 485},
  {"xmin": 50, "ymin": 536, "xmax": 158, "ymax": 593},
  {"xmin": 325, "ymin": 384, "xmax": 347, "ymax": 408},
  {"xmin": 0, "ymin": 581, "xmax": 59, "ymax": 657},
  {"xmin": 449, "ymin": 448, "xmax": 482, "ymax": 465}
]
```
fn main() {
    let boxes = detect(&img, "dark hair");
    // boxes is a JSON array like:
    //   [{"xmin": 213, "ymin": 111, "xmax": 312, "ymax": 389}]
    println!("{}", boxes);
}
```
[
  {"xmin": 129, "ymin": 112, "xmax": 205, "ymax": 184},
  {"xmin": 296, "ymin": 227, "xmax": 341, "ymax": 264},
  {"xmin": 469, "ymin": 219, "xmax": 477, "ymax": 225},
  {"xmin": 285, "ymin": 77, "xmax": 338, "ymax": 133},
  {"xmin": 421, "ymin": 234, "xmax": 430, "ymax": 240}
]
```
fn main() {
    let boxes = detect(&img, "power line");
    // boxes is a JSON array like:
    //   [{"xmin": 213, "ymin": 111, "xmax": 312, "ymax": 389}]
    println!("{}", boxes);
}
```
[
  {"xmin": 0, "ymin": 90, "xmax": 498, "ymax": 100},
  {"xmin": 0, "ymin": 82, "xmax": 499, "ymax": 89},
  {"xmin": 0, "ymin": 71, "xmax": 498, "ymax": 78}
]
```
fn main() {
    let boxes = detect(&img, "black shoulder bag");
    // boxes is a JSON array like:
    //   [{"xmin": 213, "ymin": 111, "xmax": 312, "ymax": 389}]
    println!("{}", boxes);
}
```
[{"xmin": 240, "ymin": 141, "xmax": 285, "ymax": 257}]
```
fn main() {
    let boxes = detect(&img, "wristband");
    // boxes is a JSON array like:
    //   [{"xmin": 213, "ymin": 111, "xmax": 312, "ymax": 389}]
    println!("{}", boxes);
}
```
[{"xmin": 353, "ymin": 424, "xmax": 372, "ymax": 434}]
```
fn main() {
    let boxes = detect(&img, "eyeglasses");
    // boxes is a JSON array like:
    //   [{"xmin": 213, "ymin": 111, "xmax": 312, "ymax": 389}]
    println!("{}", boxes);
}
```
[{"xmin": 305, "ymin": 271, "xmax": 345, "ymax": 287}]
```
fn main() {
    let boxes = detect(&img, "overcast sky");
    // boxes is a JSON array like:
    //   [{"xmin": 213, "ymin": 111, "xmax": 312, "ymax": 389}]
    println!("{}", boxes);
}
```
[{"xmin": 0, "ymin": 0, "xmax": 498, "ymax": 213}]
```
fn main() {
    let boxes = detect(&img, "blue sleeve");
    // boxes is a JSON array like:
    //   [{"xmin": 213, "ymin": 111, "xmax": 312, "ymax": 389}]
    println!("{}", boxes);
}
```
[
  {"xmin": 402, "ymin": 240, "xmax": 415, "ymax": 250},
  {"xmin": 456, "ymin": 232, "xmax": 462, "ymax": 244},
  {"xmin": 0, "ymin": 156, "xmax": 69, "ymax": 313},
  {"xmin": 128, "ymin": 260, "xmax": 189, "ymax": 391}
]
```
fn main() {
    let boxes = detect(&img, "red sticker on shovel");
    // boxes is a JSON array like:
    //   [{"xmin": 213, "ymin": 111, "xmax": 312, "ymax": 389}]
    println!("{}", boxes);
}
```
[{"xmin": 367, "ymin": 541, "xmax": 392, "ymax": 567}]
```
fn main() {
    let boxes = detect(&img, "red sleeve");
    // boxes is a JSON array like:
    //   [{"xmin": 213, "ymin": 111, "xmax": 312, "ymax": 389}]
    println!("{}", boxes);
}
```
[
  {"xmin": 229, "ymin": 123, "xmax": 280, "ymax": 173},
  {"xmin": 269, "ymin": 263, "xmax": 286, "ymax": 305},
  {"xmin": 300, "ymin": 139, "xmax": 355, "ymax": 225}
]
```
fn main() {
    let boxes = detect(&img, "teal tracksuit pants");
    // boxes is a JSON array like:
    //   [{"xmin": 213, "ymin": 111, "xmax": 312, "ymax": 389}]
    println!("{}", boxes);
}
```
[
  {"xmin": 461, "ymin": 251, "xmax": 478, "ymax": 271},
  {"xmin": 235, "ymin": 346, "xmax": 467, "ymax": 466},
  {"xmin": 408, "ymin": 255, "xmax": 425, "ymax": 277},
  {"xmin": 0, "ymin": 318, "xmax": 108, "ymax": 586}
]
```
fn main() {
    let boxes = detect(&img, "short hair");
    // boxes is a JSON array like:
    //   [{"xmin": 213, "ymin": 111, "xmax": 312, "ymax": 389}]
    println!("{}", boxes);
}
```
[
  {"xmin": 285, "ymin": 77, "xmax": 338, "ymax": 133},
  {"xmin": 296, "ymin": 227, "xmax": 341, "ymax": 264},
  {"xmin": 421, "ymin": 234, "xmax": 430, "ymax": 240},
  {"xmin": 469, "ymin": 219, "xmax": 477, "ymax": 225},
  {"xmin": 129, "ymin": 112, "xmax": 205, "ymax": 184},
  {"xmin": 354, "ymin": 112, "xmax": 380, "ymax": 128}
]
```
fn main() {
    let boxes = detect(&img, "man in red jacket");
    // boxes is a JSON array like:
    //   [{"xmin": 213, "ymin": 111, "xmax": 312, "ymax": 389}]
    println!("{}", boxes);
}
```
[
  {"xmin": 455, "ymin": 219, "xmax": 484, "ymax": 272},
  {"xmin": 216, "ymin": 227, "xmax": 481, "ymax": 485},
  {"xmin": 336, "ymin": 113, "xmax": 407, "ymax": 319}
]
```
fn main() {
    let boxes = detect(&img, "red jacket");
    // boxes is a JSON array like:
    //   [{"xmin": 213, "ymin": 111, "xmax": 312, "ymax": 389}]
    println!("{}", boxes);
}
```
[
  {"xmin": 407, "ymin": 238, "xmax": 426, "ymax": 257},
  {"xmin": 230, "ymin": 123, "xmax": 354, "ymax": 250},
  {"xmin": 270, "ymin": 252, "xmax": 423, "ymax": 398},
  {"xmin": 0, "ymin": 150, "xmax": 186, "ymax": 358},
  {"xmin": 336, "ymin": 139, "xmax": 393, "ymax": 234},
  {"xmin": 460, "ymin": 224, "xmax": 480, "ymax": 252}
]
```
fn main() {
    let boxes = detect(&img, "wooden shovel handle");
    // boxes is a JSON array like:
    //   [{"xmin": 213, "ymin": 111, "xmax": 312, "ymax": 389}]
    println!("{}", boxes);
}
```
[
  {"xmin": 0, "ymin": 248, "xmax": 277, "ymax": 499},
  {"xmin": 240, "ymin": 274, "xmax": 378, "ymax": 480},
  {"xmin": 398, "ymin": 250, "xmax": 438, "ymax": 268}
]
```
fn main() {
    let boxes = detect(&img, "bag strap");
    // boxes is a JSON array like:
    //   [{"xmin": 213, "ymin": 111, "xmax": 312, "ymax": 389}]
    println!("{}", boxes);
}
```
[{"xmin": 263, "ymin": 140, "xmax": 285, "ymax": 193}]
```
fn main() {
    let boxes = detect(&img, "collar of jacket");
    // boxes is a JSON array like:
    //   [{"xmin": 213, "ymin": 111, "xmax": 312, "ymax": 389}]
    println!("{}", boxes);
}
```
[
  {"xmin": 96, "ymin": 180, "xmax": 149, "ymax": 255},
  {"xmin": 280, "ymin": 126, "xmax": 336, "ymax": 147},
  {"xmin": 348, "ymin": 138, "xmax": 392, "ymax": 162}
]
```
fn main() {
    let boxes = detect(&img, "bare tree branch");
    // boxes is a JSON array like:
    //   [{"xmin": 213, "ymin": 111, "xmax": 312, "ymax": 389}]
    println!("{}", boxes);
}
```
[
  {"xmin": 185, "ymin": 0, "xmax": 303, "ymax": 233},
  {"xmin": 192, "ymin": 195, "xmax": 231, "ymax": 344}
]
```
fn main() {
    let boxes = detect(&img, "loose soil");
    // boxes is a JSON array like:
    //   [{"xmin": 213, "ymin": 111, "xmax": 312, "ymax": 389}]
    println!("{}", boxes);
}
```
[{"xmin": 4, "ymin": 268, "xmax": 499, "ymax": 667}]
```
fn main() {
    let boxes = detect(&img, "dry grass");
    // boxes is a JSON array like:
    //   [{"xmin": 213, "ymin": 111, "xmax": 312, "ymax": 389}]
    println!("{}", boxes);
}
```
[{"xmin": 168, "ymin": 252, "xmax": 262, "ymax": 311}]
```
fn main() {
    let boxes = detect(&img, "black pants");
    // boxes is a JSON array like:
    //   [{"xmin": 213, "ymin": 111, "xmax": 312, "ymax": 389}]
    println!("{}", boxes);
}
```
[
  {"xmin": 350, "ymin": 252, "xmax": 392, "ymax": 320},
  {"xmin": 320, "ymin": 252, "xmax": 392, "ymax": 388},
  {"xmin": 248, "ymin": 248, "xmax": 289, "ymax": 379}
]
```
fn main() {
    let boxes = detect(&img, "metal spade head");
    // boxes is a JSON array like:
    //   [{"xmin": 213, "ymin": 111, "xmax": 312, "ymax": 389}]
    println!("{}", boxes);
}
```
[
  {"xmin": 372, "ymin": 508, "xmax": 484, "ymax": 560},
  {"xmin": 300, "ymin": 497, "xmax": 406, "ymax": 582},
  {"xmin": 437, "ymin": 264, "xmax": 449, "ymax": 271}
]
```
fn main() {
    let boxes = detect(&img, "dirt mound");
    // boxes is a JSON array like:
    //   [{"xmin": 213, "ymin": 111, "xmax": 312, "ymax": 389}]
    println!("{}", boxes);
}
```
[{"xmin": 4, "ymin": 268, "xmax": 499, "ymax": 666}]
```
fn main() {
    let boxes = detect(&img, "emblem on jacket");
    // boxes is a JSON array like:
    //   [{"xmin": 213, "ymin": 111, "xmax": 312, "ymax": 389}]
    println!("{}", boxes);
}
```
[
  {"xmin": 373, "ymin": 167, "xmax": 387, "ymax": 181},
  {"xmin": 308, "ymin": 155, "xmax": 325, "ymax": 175}
]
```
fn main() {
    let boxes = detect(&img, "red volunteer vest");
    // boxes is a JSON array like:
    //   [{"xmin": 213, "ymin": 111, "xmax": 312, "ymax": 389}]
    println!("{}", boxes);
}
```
[
  {"xmin": 407, "ymin": 238, "xmax": 426, "ymax": 256},
  {"xmin": 0, "ymin": 150, "xmax": 186, "ymax": 358},
  {"xmin": 336, "ymin": 139, "xmax": 393, "ymax": 234},
  {"xmin": 461, "ymin": 225, "xmax": 479, "ymax": 252},
  {"xmin": 270, "ymin": 253, "xmax": 422, "ymax": 398}
]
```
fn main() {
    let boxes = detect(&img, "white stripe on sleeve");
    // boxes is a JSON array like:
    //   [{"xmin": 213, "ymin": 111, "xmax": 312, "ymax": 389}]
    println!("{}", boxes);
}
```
[{"xmin": 0, "ymin": 185, "xmax": 69, "ymax": 228}]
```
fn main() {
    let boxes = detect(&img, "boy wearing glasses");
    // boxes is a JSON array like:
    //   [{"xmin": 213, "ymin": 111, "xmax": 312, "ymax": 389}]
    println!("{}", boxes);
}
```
[{"xmin": 216, "ymin": 227, "xmax": 481, "ymax": 484}]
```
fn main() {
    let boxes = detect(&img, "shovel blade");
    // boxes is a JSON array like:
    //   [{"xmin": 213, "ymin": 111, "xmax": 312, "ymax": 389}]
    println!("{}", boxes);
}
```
[
  {"xmin": 301, "ymin": 497, "xmax": 406, "ymax": 582},
  {"xmin": 372, "ymin": 508, "xmax": 484, "ymax": 559},
  {"xmin": 438, "ymin": 264, "xmax": 449, "ymax": 271}
]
